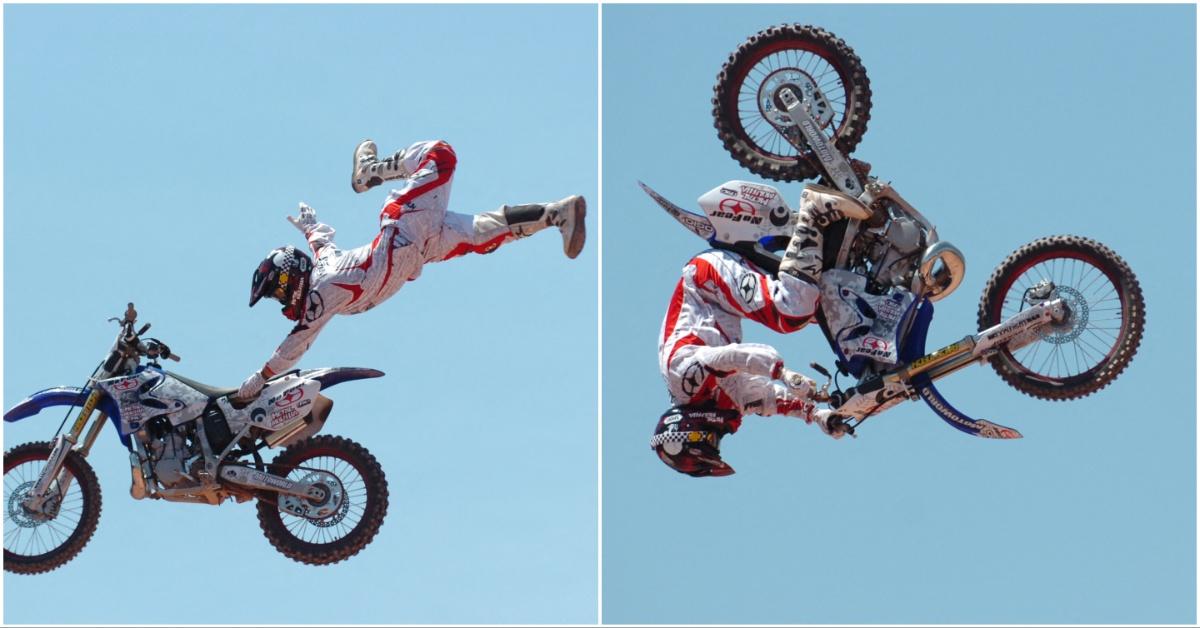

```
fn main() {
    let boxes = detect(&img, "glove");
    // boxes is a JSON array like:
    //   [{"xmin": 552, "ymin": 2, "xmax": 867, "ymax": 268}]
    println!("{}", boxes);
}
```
[
  {"xmin": 812, "ymin": 408, "xmax": 849, "ymax": 440},
  {"xmin": 779, "ymin": 368, "xmax": 816, "ymax": 397},
  {"xmin": 287, "ymin": 202, "xmax": 318, "ymax": 235},
  {"xmin": 236, "ymin": 370, "xmax": 265, "ymax": 402}
]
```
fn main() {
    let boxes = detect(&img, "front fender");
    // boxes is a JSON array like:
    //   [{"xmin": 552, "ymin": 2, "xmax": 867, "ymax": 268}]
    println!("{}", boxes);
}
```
[{"xmin": 5, "ymin": 386, "xmax": 127, "ymax": 446}]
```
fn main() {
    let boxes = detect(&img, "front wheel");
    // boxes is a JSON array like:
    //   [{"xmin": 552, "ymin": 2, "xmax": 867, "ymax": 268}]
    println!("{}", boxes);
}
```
[
  {"xmin": 257, "ymin": 435, "xmax": 388, "ymax": 565},
  {"xmin": 977, "ymin": 235, "xmax": 1145, "ymax": 400},
  {"xmin": 4, "ymin": 442, "xmax": 102, "ymax": 575}
]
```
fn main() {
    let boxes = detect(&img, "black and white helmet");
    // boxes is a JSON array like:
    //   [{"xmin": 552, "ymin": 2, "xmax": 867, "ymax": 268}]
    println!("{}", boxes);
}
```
[{"xmin": 249, "ymin": 246, "xmax": 313, "ymax": 320}]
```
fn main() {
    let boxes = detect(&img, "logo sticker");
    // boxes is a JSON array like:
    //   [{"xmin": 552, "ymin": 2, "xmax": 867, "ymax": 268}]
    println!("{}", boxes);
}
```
[
  {"xmin": 305, "ymin": 290, "xmax": 325, "ymax": 323},
  {"xmin": 737, "ymin": 273, "xmax": 757, "ymax": 305},
  {"xmin": 276, "ymin": 387, "xmax": 305, "ymax": 408},
  {"xmin": 680, "ymin": 362, "xmax": 705, "ymax": 397},
  {"xmin": 769, "ymin": 205, "xmax": 790, "ymax": 227}
]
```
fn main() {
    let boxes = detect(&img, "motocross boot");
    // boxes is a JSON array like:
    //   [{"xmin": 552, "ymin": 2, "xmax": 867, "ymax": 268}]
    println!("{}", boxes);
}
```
[
  {"xmin": 778, "ymin": 183, "xmax": 873, "ymax": 282},
  {"xmin": 352, "ymin": 139, "xmax": 408, "ymax": 193},
  {"xmin": 487, "ymin": 196, "xmax": 587, "ymax": 259}
]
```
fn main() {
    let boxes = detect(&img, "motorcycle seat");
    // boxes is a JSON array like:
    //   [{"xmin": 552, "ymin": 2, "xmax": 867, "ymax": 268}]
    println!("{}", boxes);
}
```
[{"xmin": 165, "ymin": 371, "xmax": 238, "ymax": 399}]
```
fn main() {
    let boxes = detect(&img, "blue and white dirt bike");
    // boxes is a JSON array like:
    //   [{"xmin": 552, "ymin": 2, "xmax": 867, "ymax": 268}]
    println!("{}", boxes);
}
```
[
  {"xmin": 643, "ymin": 24, "xmax": 1144, "ymax": 438},
  {"xmin": 4, "ymin": 304, "xmax": 389, "ymax": 573}
]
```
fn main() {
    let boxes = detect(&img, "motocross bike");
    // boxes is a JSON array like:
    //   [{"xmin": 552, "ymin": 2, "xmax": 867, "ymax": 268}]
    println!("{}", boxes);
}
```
[
  {"xmin": 642, "ymin": 24, "xmax": 1144, "ymax": 438},
  {"xmin": 4, "ymin": 304, "xmax": 389, "ymax": 574}
]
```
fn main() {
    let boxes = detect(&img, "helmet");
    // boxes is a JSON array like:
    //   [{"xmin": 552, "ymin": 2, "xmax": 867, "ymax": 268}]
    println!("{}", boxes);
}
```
[
  {"xmin": 249, "ymin": 246, "xmax": 313, "ymax": 321},
  {"xmin": 650, "ymin": 404, "xmax": 742, "ymax": 477}
]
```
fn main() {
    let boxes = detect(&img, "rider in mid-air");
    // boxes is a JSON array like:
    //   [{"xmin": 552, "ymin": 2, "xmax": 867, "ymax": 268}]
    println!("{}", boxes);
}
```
[
  {"xmin": 653, "ymin": 184, "xmax": 869, "ymax": 477},
  {"xmin": 235, "ymin": 139, "xmax": 586, "ymax": 401}
]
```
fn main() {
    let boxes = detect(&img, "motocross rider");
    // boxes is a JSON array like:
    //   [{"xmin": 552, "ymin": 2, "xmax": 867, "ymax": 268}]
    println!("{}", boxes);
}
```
[
  {"xmin": 235, "ymin": 139, "xmax": 586, "ymax": 401},
  {"xmin": 653, "ymin": 184, "xmax": 871, "ymax": 477}
]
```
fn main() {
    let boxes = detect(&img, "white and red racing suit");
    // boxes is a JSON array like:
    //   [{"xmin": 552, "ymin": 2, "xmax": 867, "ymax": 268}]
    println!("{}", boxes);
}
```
[
  {"xmin": 658, "ymin": 248, "xmax": 821, "ymax": 431},
  {"xmin": 261, "ymin": 140, "xmax": 525, "ymax": 377}
]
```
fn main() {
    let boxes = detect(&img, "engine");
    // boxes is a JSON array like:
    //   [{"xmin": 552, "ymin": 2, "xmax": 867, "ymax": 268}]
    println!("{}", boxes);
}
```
[
  {"xmin": 138, "ymin": 417, "xmax": 205, "ymax": 490},
  {"xmin": 850, "ymin": 211, "xmax": 928, "ymax": 293}
]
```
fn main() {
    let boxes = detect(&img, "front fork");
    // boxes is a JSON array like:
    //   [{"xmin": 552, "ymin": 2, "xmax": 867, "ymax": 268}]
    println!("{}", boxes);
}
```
[
  {"xmin": 830, "ymin": 299, "xmax": 1068, "ymax": 420},
  {"xmin": 24, "ymin": 389, "xmax": 109, "ymax": 515}
]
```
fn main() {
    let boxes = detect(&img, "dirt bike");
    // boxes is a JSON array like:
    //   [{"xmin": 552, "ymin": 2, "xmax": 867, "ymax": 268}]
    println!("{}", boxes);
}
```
[
  {"xmin": 3, "ymin": 304, "xmax": 389, "ymax": 574},
  {"xmin": 643, "ymin": 24, "xmax": 1144, "ymax": 438}
]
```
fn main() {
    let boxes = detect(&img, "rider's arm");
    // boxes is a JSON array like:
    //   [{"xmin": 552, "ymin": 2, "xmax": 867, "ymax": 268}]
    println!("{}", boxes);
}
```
[
  {"xmin": 261, "ymin": 284, "xmax": 342, "ymax": 376},
  {"xmin": 305, "ymin": 222, "xmax": 338, "ymax": 257},
  {"xmin": 689, "ymin": 250, "xmax": 819, "ymax": 334},
  {"xmin": 289, "ymin": 203, "xmax": 338, "ymax": 258}
]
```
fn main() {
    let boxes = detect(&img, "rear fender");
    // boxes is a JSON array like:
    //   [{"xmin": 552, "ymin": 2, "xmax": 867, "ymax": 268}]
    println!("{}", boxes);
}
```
[{"xmin": 298, "ymin": 367, "xmax": 385, "ymax": 391}]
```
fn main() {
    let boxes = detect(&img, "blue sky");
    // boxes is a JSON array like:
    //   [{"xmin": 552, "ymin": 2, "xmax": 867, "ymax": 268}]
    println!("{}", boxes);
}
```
[
  {"xmin": 4, "ymin": 4, "xmax": 596, "ymax": 624},
  {"xmin": 602, "ymin": 4, "xmax": 1194, "ymax": 625}
]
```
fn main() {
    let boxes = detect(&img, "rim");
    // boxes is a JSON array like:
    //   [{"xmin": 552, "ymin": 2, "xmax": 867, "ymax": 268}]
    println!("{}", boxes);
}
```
[
  {"xmin": 727, "ymin": 39, "xmax": 853, "ymax": 160},
  {"xmin": 991, "ymin": 250, "xmax": 1127, "ymax": 383},
  {"xmin": 4, "ymin": 456, "xmax": 86, "ymax": 558},
  {"xmin": 276, "ymin": 450, "xmax": 369, "ymax": 545}
]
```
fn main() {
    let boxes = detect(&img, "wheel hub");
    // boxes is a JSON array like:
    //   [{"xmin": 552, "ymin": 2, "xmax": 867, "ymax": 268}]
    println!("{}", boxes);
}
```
[
  {"xmin": 278, "ymin": 470, "xmax": 345, "ymax": 522},
  {"xmin": 759, "ymin": 68, "xmax": 834, "ymax": 129},
  {"xmin": 8, "ymin": 481, "xmax": 56, "ymax": 526}
]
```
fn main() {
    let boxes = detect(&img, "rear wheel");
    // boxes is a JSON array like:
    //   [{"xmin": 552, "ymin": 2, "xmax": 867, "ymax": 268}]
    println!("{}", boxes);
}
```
[
  {"xmin": 4, "ymin": 441, "xmax": 102, "ymax": 575},
  {"xmin": 257, "ymin": 435, "xmax": 388, "ymax": 565},
  {"xmin": 977, "ymin": 236, "xmax": 1144, "ymax": 400},
  {"xmin": 713, "ymin": 23, "xmax": 872, "ymax": 182}
]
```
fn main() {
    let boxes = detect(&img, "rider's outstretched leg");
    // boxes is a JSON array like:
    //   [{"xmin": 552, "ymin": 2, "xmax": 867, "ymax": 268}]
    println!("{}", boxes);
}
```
[{"xmin": 428, "ymin": 196, "xmax": 587, "ymax": 262}]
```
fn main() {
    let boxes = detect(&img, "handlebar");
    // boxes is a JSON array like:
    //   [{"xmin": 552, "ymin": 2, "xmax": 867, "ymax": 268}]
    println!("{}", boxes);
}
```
[{"xmin": 104, "ymin": 303, "xmax": 182, "ymax": 373}]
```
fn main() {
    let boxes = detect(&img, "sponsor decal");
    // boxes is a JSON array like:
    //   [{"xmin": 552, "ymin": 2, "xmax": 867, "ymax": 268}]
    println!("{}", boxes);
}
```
[
  {"xmin": 909, "ymin": 341, "xmax": 966, "ymax": 371},
  {"xmin": 737, "ymin": 273, "xmax": 757, "ymax": 304},
  {"xmin": 919, "ymin": 386, "xmax": 976, "ymax": 431},
  {"xmin": 798, "ymin": 116, "xmax": 835, "ymax": 164},
  {"xmin": 112, "ymin": 378, "xmax": 139, "ymax": 392},
  {"xmin": 304, "ymin": 290, "xmax": 325, "ymax": 323},
  {"xmin": 861, "ymin": 336, "xmax": 891, "ymax": 352},
  {"xmin": 738, "ymin": 184, "xmax": 777, "ymax": 204},
  {"xmin": 719, "ymin": 187, "xmax": 737, "ymax": 196},
  {"xmin": 713, "ymin": 198, "xmax": 764, "ymax": 224},
  {"xmin": 985, "ymin": 310, "xmax": 1046, "ymax": 343},
  {"xmin": 251, "ymin": 407, "xmax": 267, "ymax": 423},
  {"xmin": 977, "ymin": 422, "xmax": 1021, "ymax": 439},
  {"xmin": 680, "ymin": 362, "xmax": 705, "ymax": 397},
  {"xmin": 719, "ymin": 197, "xmax": 758, "ymax": 217},
  {"xmin": 663, "ymin": 413, "xmax": 682, "ymax": 425},
  {"xmin": 252, "ymin": 471, "xmax": 293, "ymax": 490},
  {"xmin": 276, "ymin": 387, "xmax": 305, "ymax": 408},
  {"xmin": 269, "ymin": 406, "xmax": 300, "ymax": 428},
  {"xmin": 876, "ymin": 296, "xmax": 905, "ymax": 322},
  {"xmin": 769, "ymin": 205, "xmax": 790, "ymax": 227}
]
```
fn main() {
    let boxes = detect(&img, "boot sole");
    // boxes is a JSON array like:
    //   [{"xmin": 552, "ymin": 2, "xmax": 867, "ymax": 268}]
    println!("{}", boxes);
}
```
[
  {"xmin": 351, "ymin": 139, "xmax": 375, "ymax": 193},
  {"xmin": 565, "ymin": 196, "xmax": 587, "ymax": 259}
]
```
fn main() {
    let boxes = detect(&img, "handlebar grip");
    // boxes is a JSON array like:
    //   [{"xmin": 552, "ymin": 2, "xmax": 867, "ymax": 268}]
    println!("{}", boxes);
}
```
[
  {"xmin": 828, "ymin": 414, "xmax": 855, "ymax": 437},
  {"xmin": 166, "ymin": 353, "xmax": 181, "ymax": 362},
  {"xmin": 137, "ymin": 323, "xmax": 151, "ymax": 336}
]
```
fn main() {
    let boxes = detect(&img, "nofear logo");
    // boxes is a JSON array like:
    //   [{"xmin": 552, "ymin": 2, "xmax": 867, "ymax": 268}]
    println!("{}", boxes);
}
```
[
  {"xmin": 738, "ymin": 273, "xmax": 757, "ymax": 304},
  {"xmin": 681, "ymin": 362, "xmax": 705, "ymax": 397}
]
